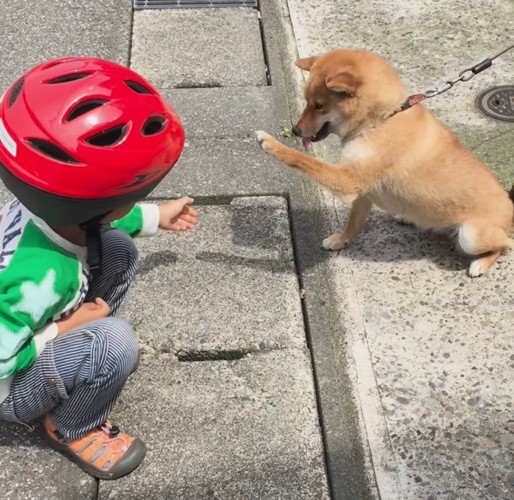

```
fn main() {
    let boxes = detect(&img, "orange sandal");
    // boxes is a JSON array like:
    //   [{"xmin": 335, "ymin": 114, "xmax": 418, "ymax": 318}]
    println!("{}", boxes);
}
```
[{"xmin": 44, "ymin": 416, "xmax": 146, "ymax": 479}]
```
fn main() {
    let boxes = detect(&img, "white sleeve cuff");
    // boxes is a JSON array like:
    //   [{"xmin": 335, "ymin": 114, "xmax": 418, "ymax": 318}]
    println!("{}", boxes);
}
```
[
  {"xmin": 138, "ymin": 203, "xmax": 160, "ymax": 237},
  {"xmin": 33, "ymin": 322, "xmax": 59, "ymax": 356}
]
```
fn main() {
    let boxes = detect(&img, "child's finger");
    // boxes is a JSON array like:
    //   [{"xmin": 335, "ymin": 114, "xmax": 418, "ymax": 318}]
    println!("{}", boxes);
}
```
[
  {"xmin": 183, "ymin": 205, "xmax": 197, "ymax": 214},
  {"xmin": 179, "ymin": 213, "xmax": 197, "ymax": 224},
  {"xmin": 94, "ymin": 297, "xmax": 110, "ymax": 313},
  {"xmin": 179, "ymin": 196, "xmax": 194, "ymax": 206}
]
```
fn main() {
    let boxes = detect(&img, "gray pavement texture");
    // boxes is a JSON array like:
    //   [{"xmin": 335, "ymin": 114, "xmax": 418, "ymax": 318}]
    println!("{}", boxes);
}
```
[
  {"xmin": 0, "ymin": 422, "xmax": 96, "ymax": 500},
  {"xmin": 154, "ymin": 137, "xmax": 295, "ymax": 199},
  {"xmin": 163, "ymin": 87, "xmax": 289, "ymax": 139},
  {"xmin": 120, "ymin": 198, "xmax": 306, "ymax": 354},
  {"xmin": 101, "ymin": 350, "xmax": 328, "ymax": 500},
  {"xmin": 0, "ymin": 0, "xmax": 132, "ymax": 92},
  {"xmin": 101, "ymin": 199, "xmax": 328, "ymax": 500},
  {"xmin": 131, "ymin": 8, "xmax": 268, "ymax": 90},
  {"xmin": 288, "ymin": 0, "xmax": 514, "ymax": 499}
]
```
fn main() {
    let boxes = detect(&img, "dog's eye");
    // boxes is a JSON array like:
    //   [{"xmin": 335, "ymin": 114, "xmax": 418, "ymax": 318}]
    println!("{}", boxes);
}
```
[{"xmin": 314, "ymin": 102, "xmax": 324, "ymax": 110}]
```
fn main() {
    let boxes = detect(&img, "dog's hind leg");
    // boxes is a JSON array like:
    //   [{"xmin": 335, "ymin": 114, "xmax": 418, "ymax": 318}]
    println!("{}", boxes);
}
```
[
  {"xmin": 457, "ymin": 223, "xmax": 514, "ymax": 277},
  {"xmin": 323, "ymin": 195, "xmax": 372, "ymax": 250}
]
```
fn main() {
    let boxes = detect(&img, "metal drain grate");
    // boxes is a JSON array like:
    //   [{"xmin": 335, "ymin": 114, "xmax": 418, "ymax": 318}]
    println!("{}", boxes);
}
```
[
  {"xmin": 134, "ymin": 0, "xmax": 258, "ymax": 8},
  {"xmin": 476, "ymin": 86, "xmax": 514, "ymax": 122}
]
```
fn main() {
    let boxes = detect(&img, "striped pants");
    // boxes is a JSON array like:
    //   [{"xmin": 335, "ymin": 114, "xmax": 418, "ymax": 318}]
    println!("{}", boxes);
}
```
[{"xmin": 0, "ymin": 227, "xmax": 140, "ymax": 440}]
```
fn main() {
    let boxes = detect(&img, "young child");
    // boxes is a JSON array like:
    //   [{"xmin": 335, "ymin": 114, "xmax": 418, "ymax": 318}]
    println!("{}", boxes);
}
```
[{"xmin": 0, "ymin": 57, "xmax": 197, "ymax": 479}]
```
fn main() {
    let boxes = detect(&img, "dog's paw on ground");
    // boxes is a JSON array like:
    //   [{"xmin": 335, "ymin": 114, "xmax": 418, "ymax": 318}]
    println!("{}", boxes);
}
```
[
  {"xmin": 255, "ymin": 130, "xmax": 275, "ymax": 153},
  {"xmin": 468, "ymin": 259, "xmax": 486, "ymax": 278},
  {"xmin": 322, "ymin": 233, "xmax": 347, "ymax": 251}
]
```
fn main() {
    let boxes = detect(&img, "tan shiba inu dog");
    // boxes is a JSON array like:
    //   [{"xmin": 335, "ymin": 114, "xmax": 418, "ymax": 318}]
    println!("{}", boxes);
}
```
[{"xmin": 256, "ymin": 48, "xmax": 513, "ymax": 277}]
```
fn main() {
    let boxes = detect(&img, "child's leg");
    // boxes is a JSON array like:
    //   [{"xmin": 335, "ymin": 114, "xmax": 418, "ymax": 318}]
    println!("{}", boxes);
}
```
[
  {"xmin": 48, "ymin": 317, "xmax": 138, "ymax": 437},
  {"xmin": 0, "ymin": 317, "xmax": 144, "ymax": 479},
  {"xmin": 86, "ymin": 227, "xmax": 139, "ymax": 315}
]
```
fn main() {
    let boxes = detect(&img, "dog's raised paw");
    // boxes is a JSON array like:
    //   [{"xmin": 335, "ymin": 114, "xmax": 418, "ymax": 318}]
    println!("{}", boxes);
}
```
[{"xmin": 255, "ymin": 130, "xmax": 275, "ymax": 152}]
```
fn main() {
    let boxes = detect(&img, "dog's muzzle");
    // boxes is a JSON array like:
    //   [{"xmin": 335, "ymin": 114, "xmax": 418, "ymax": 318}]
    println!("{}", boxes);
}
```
[{"xmin": 294, "ymin": 122, "xmax": 331, "ymax": 150}]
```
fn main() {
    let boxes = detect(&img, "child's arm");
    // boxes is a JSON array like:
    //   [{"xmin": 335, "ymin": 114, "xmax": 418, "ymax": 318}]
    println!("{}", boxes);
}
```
[
  {"xmin": 110, "ymin": 204, "xmax": 160, "ymax": 237},
  {"xmin": 111, "ymin": 197, "xmax": 197, "ymax": 237},
  {"xmin": 0, "ymin": 268, "xmax": 65, "ymax": 378},
  {"xmin": 0, "ymin": 306, "xmax": 52, "ymax": 377},
  {"xmin": 0, "ymin": 229, "xmax": 87, "ymax": 378},
  {"xmin": 158, "ymin": 197, "xmax": 197, "ymax": 231}
]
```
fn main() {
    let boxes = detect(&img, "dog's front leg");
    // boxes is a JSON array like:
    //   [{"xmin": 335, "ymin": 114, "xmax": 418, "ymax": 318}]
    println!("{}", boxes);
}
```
[
  {"xmin": 323, "ymin": 195, "xmax": 372, "ymax": 250},
  {"xmin": 256, "ymin": 130, "xmax": 366, "ymax": 196}
]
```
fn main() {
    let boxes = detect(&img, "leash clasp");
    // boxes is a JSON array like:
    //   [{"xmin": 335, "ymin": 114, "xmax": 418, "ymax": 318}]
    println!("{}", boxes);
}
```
[{"xmin": 423, "ymin": 81, "xmax": 453, "ymax": 97}]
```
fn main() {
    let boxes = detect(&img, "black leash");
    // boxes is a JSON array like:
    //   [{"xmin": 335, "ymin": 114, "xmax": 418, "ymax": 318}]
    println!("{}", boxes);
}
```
[{"xmin": 390, "ymin": 42, "xmax": 514, "ymax": 117}]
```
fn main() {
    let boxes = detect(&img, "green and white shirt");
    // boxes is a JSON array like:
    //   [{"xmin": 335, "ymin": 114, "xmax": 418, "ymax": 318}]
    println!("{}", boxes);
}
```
[{"xmin": 0, "ymin": 199, "xmax": 159, "ymax": 403}]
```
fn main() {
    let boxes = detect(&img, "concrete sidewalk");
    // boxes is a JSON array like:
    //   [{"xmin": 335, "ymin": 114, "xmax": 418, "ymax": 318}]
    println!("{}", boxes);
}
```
[{"xmin": 286, "ymin": 0, "xmax": 514, "ymax": 499}]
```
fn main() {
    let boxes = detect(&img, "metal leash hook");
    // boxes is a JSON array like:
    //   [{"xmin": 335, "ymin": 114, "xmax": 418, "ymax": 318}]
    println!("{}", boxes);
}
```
[
  {"xmin": 391, "ymin": 41, "xmax": 514, "ymax": 116},
  {"xmin": 423, "ymin": 81, "xmax": 453, "ymax": 97}
]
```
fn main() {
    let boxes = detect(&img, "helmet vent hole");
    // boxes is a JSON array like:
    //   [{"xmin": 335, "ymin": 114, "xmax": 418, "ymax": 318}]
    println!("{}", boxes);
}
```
[
  {"xmin": 27, "ymin": 139, "xmax": 79, "ymax": 164},
  {"xmin": 8, "ymin": 78, "xmax": 25, "ymax": 108},
  {"xmin": 125, "ymin": 80, "xmax": 153, "ymax": 95},
  {"xmin": 67, "ymin": 99, "xmax": 108, "ymax": 122},
  {"xmin": 46, "ymin": 72, "xmax": 93, "ymax": 84},
  {"xmin": 142, "ymin": 116, "xmax": 167, "ymax": 136},
  {"xmin": 86, "ymin": 125, "xmax": 127, "ymax": 147}
]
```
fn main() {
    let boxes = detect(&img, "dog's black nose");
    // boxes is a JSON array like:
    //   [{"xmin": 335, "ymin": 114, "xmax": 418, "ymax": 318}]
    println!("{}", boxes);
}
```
[{"xmin": 292, "ymin": 125, "xmax": 302, "ymax": 137}]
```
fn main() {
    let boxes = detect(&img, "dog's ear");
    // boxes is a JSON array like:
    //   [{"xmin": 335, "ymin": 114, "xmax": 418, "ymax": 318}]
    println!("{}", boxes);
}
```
[
  {"xmin": 325, "ymin": 71, "xmax": 360, "ymax": 96},
  {"xmin": 295, "ymin": 57, "xmax": 318, "ymax": 71}
]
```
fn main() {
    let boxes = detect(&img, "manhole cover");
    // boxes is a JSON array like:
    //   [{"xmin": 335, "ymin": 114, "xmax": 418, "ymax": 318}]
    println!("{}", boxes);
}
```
[
  {"xmin": 134, "ymin": 0, "xmax": 258, "ymax": 8},
  {"xmin": 476, "ymin": 86, "xmax": 514, "ymax": 122}
]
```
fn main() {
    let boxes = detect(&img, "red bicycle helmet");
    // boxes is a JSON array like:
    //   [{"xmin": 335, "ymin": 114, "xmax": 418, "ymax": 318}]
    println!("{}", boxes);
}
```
[{"xmin": 0, "ymin": 56, "xmax": 185, "ymax": 226}]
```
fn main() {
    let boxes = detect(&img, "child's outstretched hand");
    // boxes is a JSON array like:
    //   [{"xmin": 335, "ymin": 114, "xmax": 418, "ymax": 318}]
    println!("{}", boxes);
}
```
[
  {"xmin": 56, "ymin": 298, "xmax": 110, "ymax": 336},
  {"xmin": 158, "ymin": 197, "xmax": 198, "ymax": 231}
]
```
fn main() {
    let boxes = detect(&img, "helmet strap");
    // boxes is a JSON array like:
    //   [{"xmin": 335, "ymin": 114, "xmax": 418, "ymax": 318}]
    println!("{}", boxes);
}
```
[{"xmin": 81, "ymin": 214, "xmax": 108, "ymax": 280}]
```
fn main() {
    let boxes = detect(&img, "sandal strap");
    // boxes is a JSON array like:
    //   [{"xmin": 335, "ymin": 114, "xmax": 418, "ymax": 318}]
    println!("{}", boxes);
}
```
[{"xmin": 46, "ymin": 417, "xmax": 136, "ymax": 471}]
